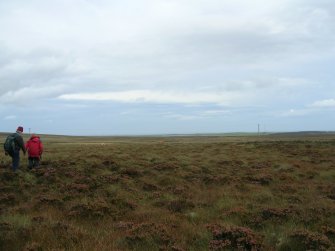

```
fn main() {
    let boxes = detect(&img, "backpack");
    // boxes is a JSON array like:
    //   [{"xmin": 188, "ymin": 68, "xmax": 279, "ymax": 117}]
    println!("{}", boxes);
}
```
[{"xmin": 4, "ymin": 133, "xmax": 16, "ymax": 154}]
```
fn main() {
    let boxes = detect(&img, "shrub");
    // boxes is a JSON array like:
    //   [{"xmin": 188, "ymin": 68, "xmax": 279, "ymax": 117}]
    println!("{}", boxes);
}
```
[
  {"xmin": 119, "ymin": 222, "xmax": 172, "ymax": 250},
  {"xmin": 207, "ymin": 224, "xmax": 263, "ymax": 250},
  {"xmin": 261, "ymin": 208, "xmax": 293, "ymax": 221},
  {"xmin": 322, "ymin": 226, "xmax": 335, "ymax": 241},
  {"xmin": 167, "ymin": 199, "xmax": 195, "ymax": 213},
  {"xmin": 279, "ymin": 230, "xmax": 333, "ymax": 251}
]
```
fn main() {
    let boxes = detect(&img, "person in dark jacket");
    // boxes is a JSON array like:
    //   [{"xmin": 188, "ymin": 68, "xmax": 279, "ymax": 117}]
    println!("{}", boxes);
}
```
[
  {"xmin": 4, "ymin": 126, "xmax": 26, "ymax": 171},
  {"xmin": 25, "ymin": 134, "xmax": 43, "ymax": 169}
]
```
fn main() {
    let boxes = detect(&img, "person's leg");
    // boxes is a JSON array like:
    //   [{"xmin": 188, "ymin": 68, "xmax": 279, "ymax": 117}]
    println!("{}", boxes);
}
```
[
  {"xmin": 12, "ymin": 150, "xmax": 20, "ymax": 171},
  {"xmin": 32, "ymin": 157, "xmax": 38, "ymax": 168},
  {"xmin": 28, "ymin": 157, "xmax": 34, "ymax": 169},
  {"xmin": 34, "ymin": 157, "xmax": 40, "ymax": 168}
]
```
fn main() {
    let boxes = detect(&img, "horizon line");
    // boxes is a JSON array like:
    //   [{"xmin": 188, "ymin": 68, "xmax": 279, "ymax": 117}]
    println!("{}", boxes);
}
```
[{"xmin": 2, "ymin": 130, "xmax": 335, "ymax": 137}]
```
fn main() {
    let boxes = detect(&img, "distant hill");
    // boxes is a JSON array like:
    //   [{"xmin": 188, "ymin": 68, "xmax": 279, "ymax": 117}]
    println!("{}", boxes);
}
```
[{"xmin": 270, "ymin": 131, "xmax": 335, "ymax": 136}]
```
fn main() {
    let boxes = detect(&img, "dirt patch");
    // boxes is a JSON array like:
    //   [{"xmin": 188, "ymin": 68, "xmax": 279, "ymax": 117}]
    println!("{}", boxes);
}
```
[
  {"xmin": 120, "ymin": 168, "xmax": 142, "ymax": 177},
  {"xmin": 142, "ymin": 182, "xmax": 159, "ymax": 191}
]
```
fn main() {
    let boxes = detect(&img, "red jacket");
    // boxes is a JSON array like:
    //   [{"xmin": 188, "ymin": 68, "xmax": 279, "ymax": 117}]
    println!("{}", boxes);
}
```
[{"xmin": 25, "ymin": 135, "xmax": 43, "ymax": 158}]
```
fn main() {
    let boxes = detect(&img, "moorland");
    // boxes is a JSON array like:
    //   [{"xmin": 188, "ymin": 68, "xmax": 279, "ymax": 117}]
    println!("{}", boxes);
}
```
[{"xmin": 0, "ymin": 133, "xmax": 335, "ymax": 250}]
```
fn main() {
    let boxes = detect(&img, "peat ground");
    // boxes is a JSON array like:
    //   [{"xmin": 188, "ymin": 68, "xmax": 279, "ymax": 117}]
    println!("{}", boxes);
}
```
[{"xmin": 0, "ymin": 134, "xmax": 335, "ymax": 250}]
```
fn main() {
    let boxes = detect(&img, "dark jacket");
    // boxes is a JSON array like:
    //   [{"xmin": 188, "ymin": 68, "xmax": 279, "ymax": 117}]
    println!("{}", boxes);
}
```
[{"xmin": 13, "ymin": 132, "xmax": 26, "ymax": 153}]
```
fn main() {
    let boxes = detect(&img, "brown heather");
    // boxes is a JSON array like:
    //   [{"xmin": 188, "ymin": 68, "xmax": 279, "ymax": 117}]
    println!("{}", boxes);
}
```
[{"xmin": 0, "ymin": 134, "xmax": 335, "ymax": 250}]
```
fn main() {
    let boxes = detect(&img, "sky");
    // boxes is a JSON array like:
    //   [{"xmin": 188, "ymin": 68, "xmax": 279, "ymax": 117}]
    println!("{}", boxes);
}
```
[{"xmin": 0, "ymin": 0, "xmax": 334, "ymax": 135}]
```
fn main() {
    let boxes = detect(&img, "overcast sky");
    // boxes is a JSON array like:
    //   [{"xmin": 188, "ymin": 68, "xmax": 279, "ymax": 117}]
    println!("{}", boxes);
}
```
[{"xmin": 0, "ymin": 0, "xmax": 334, "ymax": 135}]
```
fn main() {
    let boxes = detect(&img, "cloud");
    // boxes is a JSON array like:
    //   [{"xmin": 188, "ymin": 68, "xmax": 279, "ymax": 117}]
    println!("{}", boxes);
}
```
[
  {"xmin": 161, "ymin": 107, "xmax": 232, "ymax": 121},
  {"xmin": 279, "ymin": 108, "xmax": 314, "ymax": 117},
  {"xmin": 0, "ymin": 1, "xmax": 332, "ymax": 99},
  {"xmin": 58, "ymin": 90, "xmax": 243, "ymax": 105},
  {"xmin": 0, "ymin": 48, "xmax": 82, "ymax": 97},
  {"xmin": 163, "ymin": 114, "xmax": 201, "ymax": 121},
  {"xmin": 202, "ymin": 110, "xmax": 231, "ymax": 116},
  {"xmin": 310, "ymin": 99, "xmax": 335, "ymax": 108},
  {"xmin": 0, "ymin": 0, "xmax": 334, "ymax": 134},
  {"xmin": 0, "ymin": 85, "xmax": 68, "ymax": 104},
  {"xmin": 4, "ymin": 115, "xmax": 17, "ymax": 120}
]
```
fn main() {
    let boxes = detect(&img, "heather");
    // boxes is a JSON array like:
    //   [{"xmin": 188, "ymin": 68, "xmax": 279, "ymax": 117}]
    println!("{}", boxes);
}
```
[{"xmin": 0, "ymin": 134, "xmax": 334, "ymax": 250}]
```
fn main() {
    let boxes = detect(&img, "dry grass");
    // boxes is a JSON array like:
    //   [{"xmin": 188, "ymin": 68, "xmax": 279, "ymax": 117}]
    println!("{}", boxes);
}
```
[{"xmin": 0, "ymin": 134, "xmax": 335, "ymax": 250}]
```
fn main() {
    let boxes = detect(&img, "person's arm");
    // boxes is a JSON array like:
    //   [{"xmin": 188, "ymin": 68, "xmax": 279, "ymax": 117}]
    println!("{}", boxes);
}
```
[
  {"xmin": 25, "ymin": 141, "xmax": 30, "ymax": 155},
  {"xmin": 17, "ymin": 135, "xmax": 26, "ymax": 154}
]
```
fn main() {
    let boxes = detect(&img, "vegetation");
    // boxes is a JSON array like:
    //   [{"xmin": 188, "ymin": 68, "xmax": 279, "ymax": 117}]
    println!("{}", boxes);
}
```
[{"xmin": 0, "ymin": 134, "xmax": 335, "ymax": 250}]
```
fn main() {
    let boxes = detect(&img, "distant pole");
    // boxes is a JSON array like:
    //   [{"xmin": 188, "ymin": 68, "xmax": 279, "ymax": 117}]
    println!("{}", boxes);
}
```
[
  {"xmin": 258, "ymin": 124, "xmax": 260, "ymax": 136},
  {"xmin": 29, "ymin": 128, "xmax": 31, "ymax": 135}
]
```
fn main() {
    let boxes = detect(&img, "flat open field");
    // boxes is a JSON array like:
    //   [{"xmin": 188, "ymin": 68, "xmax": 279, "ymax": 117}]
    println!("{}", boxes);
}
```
[{"xmin": 0, "ymin": 134, "xmax": 335, "ymax": 250}]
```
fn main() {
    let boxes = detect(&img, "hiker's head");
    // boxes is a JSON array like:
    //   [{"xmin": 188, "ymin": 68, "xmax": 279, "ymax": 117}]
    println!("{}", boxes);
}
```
[{"xmin": 16, "ymin": 126, "xmax": 23, "ymax": 133}]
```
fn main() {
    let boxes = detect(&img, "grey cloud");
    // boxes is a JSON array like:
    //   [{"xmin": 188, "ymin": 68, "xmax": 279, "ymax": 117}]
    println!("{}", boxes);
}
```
[
  {"xmin": 0, "ymin": 85, "xmax": 69, "ymax": 105},
  {"xmin": 0, "ymin": 47, "xmax": 93, "ymax": 97},
  {"xmin": 0, "ymin": 0, "xmax": 333, "ymax": 106}
]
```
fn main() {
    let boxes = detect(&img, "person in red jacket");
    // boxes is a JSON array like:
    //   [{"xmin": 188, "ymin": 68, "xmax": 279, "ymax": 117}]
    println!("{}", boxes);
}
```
[{"xmin": 25, "ymin": 134, "xmax": 43, "ymax": 169}]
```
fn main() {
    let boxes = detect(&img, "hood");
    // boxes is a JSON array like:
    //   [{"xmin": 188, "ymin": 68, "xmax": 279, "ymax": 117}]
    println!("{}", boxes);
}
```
[{"xmin": 30, "ymin": 136, "xmax": 40, "ymax": 142}]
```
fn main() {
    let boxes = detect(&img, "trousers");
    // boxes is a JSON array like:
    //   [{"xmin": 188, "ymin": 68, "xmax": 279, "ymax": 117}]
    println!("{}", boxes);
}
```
[
  {"xmin": 11, "ymin": 150, "xmax": 20, "ymax": 171},
  {"xmin": 28, "ymin": 157, "xmax": 40, "ymax": 169}
]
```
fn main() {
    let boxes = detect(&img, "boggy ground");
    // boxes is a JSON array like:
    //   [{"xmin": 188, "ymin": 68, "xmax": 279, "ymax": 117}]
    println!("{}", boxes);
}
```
[{"xmin": 0, "ymin": 135, "xmax": 335, "ymax": 250}]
